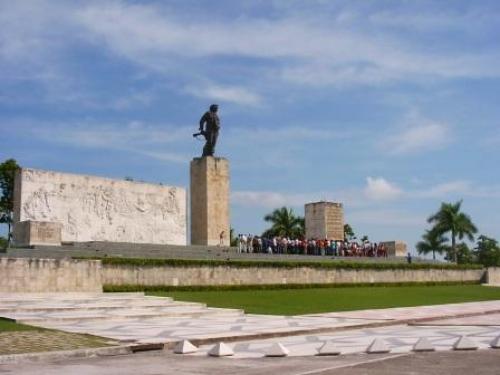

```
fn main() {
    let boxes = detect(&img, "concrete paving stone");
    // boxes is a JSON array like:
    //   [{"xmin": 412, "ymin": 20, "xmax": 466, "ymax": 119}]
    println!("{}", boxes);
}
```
[
  {"xmin": 366, "ymin": 338, "xmax": 391, "ymax": 354},
  {"xmin": 453, "ymin": 336, "xmax": 478, "ymax": 351},
  {"xmin": 412, "ymin": 337, "xmax": 436, "ymax": 352},
  {"xmin": 317, "ymin": 341, "xmax": 342, "ymax": 356},
  {"xmin": 264, "ymin": 343, "xmax": 289, "ymax": 357},
  {"xmin": 310, "ymin": 301, "xmax": 500, "ymax": 321},
  {"xmin": 208, "ymin": 342, "xmax": 234, "ymax": 357},
  {"xmin": 173, "ymin": 340, "xmax": 198, "ymax": 354},
  {"xmin": 413, "ymin": 313, "xmax": 500, "ymax": 326},
  {"xmin": 489, "ymin": 335, "xmax": 500, "ymax": 349}
]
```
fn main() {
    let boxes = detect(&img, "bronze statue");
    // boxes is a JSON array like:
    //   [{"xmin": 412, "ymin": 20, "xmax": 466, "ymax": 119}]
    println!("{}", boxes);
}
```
[{"xmin": 194, "ymin": 104, "xmax": 220, "ymax": 157}]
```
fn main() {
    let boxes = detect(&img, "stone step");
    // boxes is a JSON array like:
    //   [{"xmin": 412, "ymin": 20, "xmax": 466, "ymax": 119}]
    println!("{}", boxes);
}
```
[
  {"xmin": 0, "ymin": 296, "xmax": 172, "ymax": 306},
  {"xmin": 16, "ymin": 307, "xmax": 244, "ymax": 325},
  {"xmin": 0, "ymin": 301, "xmax": 203, "ymax": 314},
  {"xmin": 0, "ymin": 292, "xmax": 145, "ymax": 300},
  {"xmin": 0, "ymin": 299, "xmax": 175, "ymax": 309},
  {"xmin": 5, "ymin": 303, "xmax": 211, "ymax": 319}
]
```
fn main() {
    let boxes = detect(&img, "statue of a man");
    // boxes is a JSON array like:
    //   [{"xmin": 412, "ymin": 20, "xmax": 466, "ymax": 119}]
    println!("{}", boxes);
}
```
[{"xmin": 197, "ymin": 104, "xmax": 220, "ymax": 157}]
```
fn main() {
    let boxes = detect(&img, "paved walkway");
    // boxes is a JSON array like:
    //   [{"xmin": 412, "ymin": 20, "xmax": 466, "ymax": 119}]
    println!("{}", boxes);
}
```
[
  {"xmin": 0, "ymin": 293, "xmax": 386, "ymax": 345},
  {"xmin": 1, "ymin": 293, "xmax": 500, "ymax": 349},
  {"xmin": 4, "ymin": 350, "xmax": 500, "ymax": 375}
]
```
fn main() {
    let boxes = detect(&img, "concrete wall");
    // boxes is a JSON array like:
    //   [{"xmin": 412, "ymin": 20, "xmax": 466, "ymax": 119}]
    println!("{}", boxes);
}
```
[
  {"xmin": 13, "ymin": 168, "xmax": 187, "ymax": 245},
  {"xmin": 190, "ymin": 157, "xmax": 230, "ymax": 246},
  {"xmin": 380, "ymin": 241, "xmax": 408, "ymax": 257},
  {"xmin": 102, "ymin": 265, "xmax": 483, "ymax": 287},
  {"xmin": 487, "ymin": 267, "xmax": 500, "ymax": 285},
  {"xmin": 0, "ymin": 258, "xmax": 102, "ymax": 292},
  {"xmin": 0, "ymin": 258, "xmax": 484, "ymax": 292}
]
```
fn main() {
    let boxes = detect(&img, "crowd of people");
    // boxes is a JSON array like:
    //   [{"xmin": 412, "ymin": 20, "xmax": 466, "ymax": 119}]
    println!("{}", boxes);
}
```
[{"xmin": 237, "ymin": 234, "xmax": 388, "ymax": 257}]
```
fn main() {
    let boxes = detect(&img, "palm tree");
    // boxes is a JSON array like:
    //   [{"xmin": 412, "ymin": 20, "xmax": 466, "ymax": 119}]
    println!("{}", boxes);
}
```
[
  {"xmin": 263, "ymin": 207, "xmax": 303, "ymax": 238},
  {"xmin": 416, "ymin": 229, "xmax": 448, "ymax": 260},
  {"xmin": 427, "ymin": 200, "xmax": 478, "ymax": 263},
  {"xmin": 344, "ymin": 224, "xmax": 355, "ymax": 241}
]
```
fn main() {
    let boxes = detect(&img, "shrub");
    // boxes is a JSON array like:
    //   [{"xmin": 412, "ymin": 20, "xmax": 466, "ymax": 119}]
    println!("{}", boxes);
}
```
[
  {"xmin": 76, "ymin": 256, "xmax": 483, "ymax": 271},
  {"xmin": 103, "ymin": 280, "xmax": 480, "ymax": 293}
]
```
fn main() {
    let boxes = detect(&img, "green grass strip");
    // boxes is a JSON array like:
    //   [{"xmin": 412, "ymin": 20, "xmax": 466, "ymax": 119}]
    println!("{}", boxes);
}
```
[
  {"xmin": 81, "ymin": 256, "xmax": 483, "ymax": 270},
  {"xmin": 144, "ymin": 284, "xmax": 500, "ymax": 315},
  {"xmin": 0, "ymin": 318, "xmax": 39, "ymax": 332}
]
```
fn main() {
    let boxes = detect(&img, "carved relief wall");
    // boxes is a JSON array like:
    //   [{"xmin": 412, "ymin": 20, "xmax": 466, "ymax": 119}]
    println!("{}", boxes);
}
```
[{"xmin": 13, "ymin": 168, "xmax": 187, "ymax": 245}]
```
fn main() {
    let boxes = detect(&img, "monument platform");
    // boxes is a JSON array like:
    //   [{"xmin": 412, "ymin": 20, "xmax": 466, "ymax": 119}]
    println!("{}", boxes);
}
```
[{"xmin": 2, "ymin": 242, "xmax": 417, "ymax": 263}]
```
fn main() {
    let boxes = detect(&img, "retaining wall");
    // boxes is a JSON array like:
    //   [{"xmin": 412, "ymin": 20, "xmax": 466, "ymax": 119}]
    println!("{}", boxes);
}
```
[
  {"xmin": 0, "ymin": 258, "xmax": 487, "ymax": 293},
  {"xmin": 102, "ymin": 265, "xmax": 484, "ymax": 287},
  {"xmin": 487, "ymin": 267, "xmax": 500, "ymax": 285},
  {"xmin": 0, "ymin": 258, "xmax": 102, "ymax": 293}
]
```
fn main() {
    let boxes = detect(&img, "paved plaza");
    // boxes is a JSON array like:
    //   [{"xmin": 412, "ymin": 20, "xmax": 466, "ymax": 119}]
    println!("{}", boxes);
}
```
[
  {"xmin": 2, "ymin": 293, "xmax": 500, "ymax": 348},
  {"xmin": 1, "ymin": 293, "xmax": 500, "ymax": 373},
  {"xmin": 3, "ymin": 349, "xmax": 500, "ymax": 375},
  {"xmin": 0, "ymin": 293, "xmax": 500, "ymax": 359}
]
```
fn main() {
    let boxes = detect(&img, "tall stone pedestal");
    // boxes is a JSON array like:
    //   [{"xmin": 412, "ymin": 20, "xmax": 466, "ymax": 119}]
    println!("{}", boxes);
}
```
[
  {"xmin": 305, "ymin": 201, "xmax": 344, "ymax": 241},
  {"xmin": 190, "ymin": 157, "xmax": 230, "ymax": 246}
]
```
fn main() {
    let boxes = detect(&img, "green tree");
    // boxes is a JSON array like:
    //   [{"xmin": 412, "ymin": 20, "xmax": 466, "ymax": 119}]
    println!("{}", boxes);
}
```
[
  {"xmin": 427, "ymin": 200, "xmax": 478, "ymax": 263},
  {"xmin": 416, "ymin": 229, "xmax": 449, "ymax": 260},
  {"xmin": 0, "ymin": 159, "xmax": 20, "ymax": 246},
  {"xmin": 262, "ymin": 207, "xmax": 304, "ymax": 238},
  {"xmin": 344, "ymin": 224, "xmax": 355, "ymax": 241},
  {"xmin": 445, "ymin": 242, "xmax": 474, "ymax": 264},
  {"xmin": 474, "ymin": 235, "xmax": 500, "ymax": 267},
  {"xmin": 0, "ymin": 236, "xmax": 7, "ymax": 251},
  {"xmin": 360, "ymin": 235, "xmax": 369, "ymax": 242}
]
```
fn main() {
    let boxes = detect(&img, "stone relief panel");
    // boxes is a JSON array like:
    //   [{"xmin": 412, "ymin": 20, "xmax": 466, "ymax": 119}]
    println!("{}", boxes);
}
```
[{"xmin": 15, "ymin": 168, "xmax": 187, "ymax": 245}]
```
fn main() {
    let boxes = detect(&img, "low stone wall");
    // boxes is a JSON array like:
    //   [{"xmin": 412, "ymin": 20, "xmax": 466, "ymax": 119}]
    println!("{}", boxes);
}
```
[
  {"xmin": 102, "ymin": 265, "xmax": 484, "ymax": 287},
  {"xmin": 487, "ymin": 267, "xmax": 500, "ymax": 285},
  {"xmin": 0, "ymin": 258, "xmax": 102, "ymax": 293}
]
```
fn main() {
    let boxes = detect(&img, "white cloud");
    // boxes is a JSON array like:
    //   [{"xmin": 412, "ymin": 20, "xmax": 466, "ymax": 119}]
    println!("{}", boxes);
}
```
[
  {"xmin": 232, "ymin": 177, "xmax": 500, "ymax": 212},
  {"xmin": 140, "ymin": 151, "xmax": 189, "ymax": 164},
  {"xmin": 232, "ymin": 189, "xmax": 361, "ymax": 209},
  {"xmin": 382, "ymin": 116, "xmax": 451, "ymax": 155},
  {"xmin": 184, "ymin": 83, "xmax": 262, "ymax": 107},
  {"xmin": 227, "ymin": 126, "xmax": 357, "ymax": 142},
  {"xmin": 364, "ymin": 177, "xmax": 402, "ymax": 200},
  {"xmin": 2, "ymin": 0, "xmax": 500, "ymax": 97},
  {"xmin": 73, "ymin": 2, "xmax": 500, "ymax": 86},
  {"xmin": 413, "ymin": 180, "xmax": 471, "ymax": 198},
  {"xmin": 6, "ymin": 120, "xmax": 190, "ymax": 164},
  {"xmin": 349, "ymin": 209, "xmax": 423, "ymax": 227}
]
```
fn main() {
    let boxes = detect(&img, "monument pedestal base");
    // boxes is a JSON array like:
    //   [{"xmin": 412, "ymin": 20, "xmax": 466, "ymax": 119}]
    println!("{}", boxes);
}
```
[
  {"xmin": 13, "ymin": 221, "xmax": 62, "ymax": 247},
  {"xmin": 190, "ymin": 157, "xmax": 230, "ymax": 246}
]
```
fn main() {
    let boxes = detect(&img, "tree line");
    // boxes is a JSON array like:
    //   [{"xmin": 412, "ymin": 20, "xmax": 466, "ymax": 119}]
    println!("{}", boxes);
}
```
[{"xmin": 416, "ymin": 200, "xmax": 499, "ymax": 266}]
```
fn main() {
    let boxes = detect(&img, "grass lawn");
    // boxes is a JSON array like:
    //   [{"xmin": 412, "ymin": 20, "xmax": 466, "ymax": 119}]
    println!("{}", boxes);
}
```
[
  {"xmin": 0, "ymin": 318, "xmax": 38, "ymax": 332},
  {"xmin": 0, "ymin": 318, "xmax": 116, "ymax": 355},
  {"xmin": 149, "ymin": 285, "xmax": 500, "ymax": 315}
]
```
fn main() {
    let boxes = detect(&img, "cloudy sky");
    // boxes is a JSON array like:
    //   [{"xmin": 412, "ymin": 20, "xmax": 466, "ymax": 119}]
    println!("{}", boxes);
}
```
[{"xmin": 1, "ymin": 0, "xmax": 499, "ymax": 254}]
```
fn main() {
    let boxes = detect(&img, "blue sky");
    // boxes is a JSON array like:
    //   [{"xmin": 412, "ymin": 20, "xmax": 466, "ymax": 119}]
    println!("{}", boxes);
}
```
[{"xmin": 1, "ymin": 0, "xmax": 499, "ymax": 254}]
